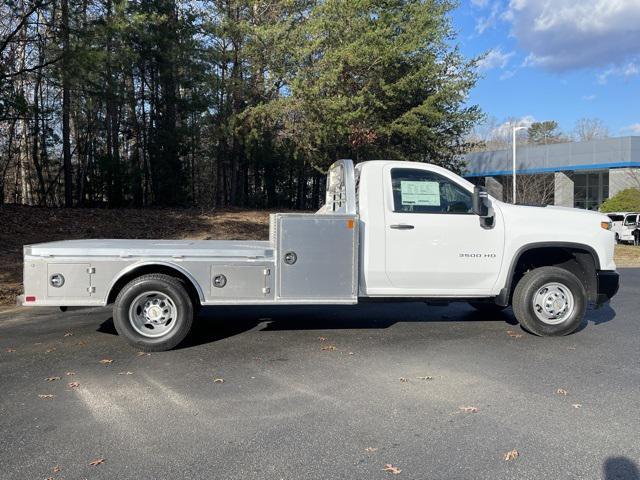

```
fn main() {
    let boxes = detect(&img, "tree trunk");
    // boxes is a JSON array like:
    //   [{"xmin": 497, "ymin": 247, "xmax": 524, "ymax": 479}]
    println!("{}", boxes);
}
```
[
  {"xmin": 31, "ymin": 48, "xmax": 47, "ymax": 205},
  {"xmin": 128, "ymin": 67, "xmax": 143, "ymax": 206},
  {"xmin": 61, "ymin": 0, "xmax": 73, "ymax": 207}
]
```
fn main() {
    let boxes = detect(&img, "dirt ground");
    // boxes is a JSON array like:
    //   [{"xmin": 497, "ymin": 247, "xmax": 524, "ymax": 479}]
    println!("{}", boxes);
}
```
[
  {"xmin": 0, "ymin": 205, "xmax": 273, "ymax": 306},
  {"xmin": 1, "ymin": 205, "xmax": 639, "ymax": 305}
]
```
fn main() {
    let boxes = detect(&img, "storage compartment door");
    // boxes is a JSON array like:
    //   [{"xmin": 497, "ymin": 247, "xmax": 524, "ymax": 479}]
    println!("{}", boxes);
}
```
[
  {"xmin": 210, "ymin": 265, "xmax": 272, "ymax": 300},
  {"xmin": 47, "ymin": 263, "xmax": 92, "ymax": 298},
  {"xmin": 277, "ymin": 215, "xmax": 357, "ymax": 300}
]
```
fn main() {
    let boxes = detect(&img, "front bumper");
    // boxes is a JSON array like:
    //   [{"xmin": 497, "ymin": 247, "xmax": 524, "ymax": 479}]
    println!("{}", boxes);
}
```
[{"xmin": 595, "ymin": 270, "xmax": 619, "ymax": 306}]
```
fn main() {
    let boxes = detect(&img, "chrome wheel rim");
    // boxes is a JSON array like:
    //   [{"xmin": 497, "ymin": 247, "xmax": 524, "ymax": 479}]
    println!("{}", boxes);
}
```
[
  {"xmin": 532, "ymin": 282, "xmax": 574, "ymax": 325},
  {"xmin": 128, "ymin": 291, "xmax": 178, "ymax": 338}
]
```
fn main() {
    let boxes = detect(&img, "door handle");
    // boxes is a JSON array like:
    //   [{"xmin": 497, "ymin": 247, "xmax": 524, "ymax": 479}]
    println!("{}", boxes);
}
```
[{"xmin": 390, "ymin": 224, "xmax": 414, "ymax": 230}]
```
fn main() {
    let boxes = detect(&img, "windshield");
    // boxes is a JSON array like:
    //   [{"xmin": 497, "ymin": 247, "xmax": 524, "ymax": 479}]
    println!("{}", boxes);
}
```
[{"xmin": 624, "ymin": 215, "xmax": 638, "ymax": 226}]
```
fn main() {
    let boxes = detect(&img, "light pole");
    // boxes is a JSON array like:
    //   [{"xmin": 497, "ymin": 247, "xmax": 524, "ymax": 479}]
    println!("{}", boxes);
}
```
[{"xmin": 512, "ymin": 126, "xmax": 527, "ymax": 204}]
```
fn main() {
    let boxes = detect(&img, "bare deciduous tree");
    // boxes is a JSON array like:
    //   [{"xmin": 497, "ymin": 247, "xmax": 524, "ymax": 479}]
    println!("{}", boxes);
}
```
[
  {"xmin": 498, "ymin": 173, "xmax": 555, "ymax": 206},
  {"xmin": 573, "ymin": 117, "xmax": 609, "ymax": 141}
]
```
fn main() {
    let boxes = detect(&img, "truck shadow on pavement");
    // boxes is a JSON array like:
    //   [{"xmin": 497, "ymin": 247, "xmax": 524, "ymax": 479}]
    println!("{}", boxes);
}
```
[
  {"xmin": 588, "ymin": 304, "xmax": 617, "ymax": 325},
  {"xmin": 571, "ymin": 303, "xmax": 617, "ymax": 333},
  {"xmin": 191, "ymin": 302, "xmax": 527, "ymax": 349},
  {"xmin": 97, "ymin": 302, "xmax": 617, "ymax": 349}
]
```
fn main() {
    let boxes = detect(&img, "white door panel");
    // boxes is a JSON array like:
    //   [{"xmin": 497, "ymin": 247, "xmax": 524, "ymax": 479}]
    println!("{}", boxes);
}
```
[{"xmin": 383, "ymin": 165, "xmax": 505, "ymax": 295}]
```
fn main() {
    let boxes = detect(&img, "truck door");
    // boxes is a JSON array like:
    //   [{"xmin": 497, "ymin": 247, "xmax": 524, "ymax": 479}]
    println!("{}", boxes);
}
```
[{"xmin": 383, "ymin": 165, "xmax": 505, "ymax": 295}]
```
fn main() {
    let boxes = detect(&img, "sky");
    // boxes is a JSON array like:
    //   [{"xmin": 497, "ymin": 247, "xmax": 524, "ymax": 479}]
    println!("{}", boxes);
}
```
[{"xmin": 451, "ymin": 0, "xmax": 640, "ymax": 137}]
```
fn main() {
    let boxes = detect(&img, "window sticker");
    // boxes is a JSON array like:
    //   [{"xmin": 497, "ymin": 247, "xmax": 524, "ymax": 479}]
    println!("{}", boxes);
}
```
[{"xmin": 400, "ymin": 180, "xmax": 440, "ymax": 206}]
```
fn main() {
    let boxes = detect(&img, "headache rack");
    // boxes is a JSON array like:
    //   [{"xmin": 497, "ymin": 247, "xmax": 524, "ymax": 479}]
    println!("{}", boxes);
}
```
[{"xmin": 317, "ymin": 159, "xmax": 357, "ymax": 215}]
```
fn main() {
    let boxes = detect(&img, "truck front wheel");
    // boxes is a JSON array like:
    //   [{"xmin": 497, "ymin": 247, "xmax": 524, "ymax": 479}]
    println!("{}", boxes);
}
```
[
  {"xmin": 512, "ymin": 266, "xmax": 586, "ymax": 336},
  {"xmin": 113, "ymin": 273, "xmax": 194, "ymax": 351}
]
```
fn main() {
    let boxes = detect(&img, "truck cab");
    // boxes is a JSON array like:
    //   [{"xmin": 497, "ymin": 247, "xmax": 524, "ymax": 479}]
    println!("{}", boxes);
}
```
[
  {"xmin": 357, "ymin": 161, "xmax": 504, "ymax": 297},
  {"xmin": 355, "ymin": 161, "xmax": 617, "ymax": 301},
  {"xmin": 20, "ymin": 159, "xmax": 619, "ymax": 351}
]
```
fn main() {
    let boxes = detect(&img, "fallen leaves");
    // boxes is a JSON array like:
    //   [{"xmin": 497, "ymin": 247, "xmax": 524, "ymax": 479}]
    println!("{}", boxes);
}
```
[
  {"xmin": 318, "ymin": 336, "xmax": 327, "ymax": 341},
  {"xmin": 118, "ymin": 371, "xmax": 134, "ymax": 375},
  {"xmin": 504, "ymin": 449, "xmax": 519, "ymax": 461},
  {"xmin": 399, "ymin": 377, "xmax": 408, "ymax": 383},
  {"xmin": 68, "ymin": 382, "xmax": 80, "ymax": 389},
  {"xmin": 64, "ymin": 332, "xmax": 73, "ymax": 337},
  {"xmin": 65, "ymin": 371, "xmax": 76, "ymax": 376},
  {"xmin": 45, "ymin": 348, "xmax": 56, "ymax": 353},
  {"xmin": 52, "ymin": 466, "xmax": 62, "ymax": 473},
  {"xmin": 213, "ymin": 378, "xmax": 224, "ymax": 383},
  {"xmin": 383, "ymin": 464, "xmax": 402, "ymax": 474},
  {"xmin": 46, "ymin": 376, "xmax": 61, "ymax": 382},
  {"xmin": 99, "ymin": 359, "xmax": 113, "ymax": 364},
  {"xmin": 572, "ymin": 404, "xmax": 582, "ymax": 409},
  {"xmin": 364, "ymin": 447, "xmax": 378, "ymax": 453},
  {"xmin": 38, "ymin": 394, "xmax": 54, "ymax": 399},
  {"xmin": 416, "ymin": 376, "xmax": 434, "ymax": 381},
  {"xmin": 6, "ymin": 348, "xmax": 16, "ymax": 353},
  {"xmin": 556, "ymin": 388, "xmax": 568, "ymax": 396},
  {"xmin": 459, "ymin": 406, "xmax": 479, "ymax": 413},
  {"xmin": 136, "ymin": 351, "xmax": 150, "ymax": 357},
  {"xmin": 321, "ymin": 345, "xmax": 336, "ymax": 351},
  {"xmin": 506, "ymin": 330, "xmax": 523, "ymax": 338},
  {"xmin": 89, "ymin": 458, "xmax": 106, "ymax": 466}
]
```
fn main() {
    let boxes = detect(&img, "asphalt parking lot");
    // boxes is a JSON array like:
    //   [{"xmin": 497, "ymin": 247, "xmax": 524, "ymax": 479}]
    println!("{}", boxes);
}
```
[{"xmin": 1, "ymin": 270, "xmax": 639, "ymax": 480}]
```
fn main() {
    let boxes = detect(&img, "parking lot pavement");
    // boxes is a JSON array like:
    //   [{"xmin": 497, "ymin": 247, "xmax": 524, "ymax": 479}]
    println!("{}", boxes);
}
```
[{"xmin": 1, "ymin": 270, "xmax": 638, "ymax": 480}]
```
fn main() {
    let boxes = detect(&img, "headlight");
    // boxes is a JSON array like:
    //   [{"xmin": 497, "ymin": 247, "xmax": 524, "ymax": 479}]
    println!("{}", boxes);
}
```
[{"xmin": 600, "ymin": 221, "xmax": 611, "ymax": 230}]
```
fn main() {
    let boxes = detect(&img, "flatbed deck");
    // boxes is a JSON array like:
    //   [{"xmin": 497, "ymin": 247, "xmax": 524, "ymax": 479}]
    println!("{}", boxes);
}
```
[{"xmin": 25, "ymin": 239, "xmax": 274, "ymax": 259}]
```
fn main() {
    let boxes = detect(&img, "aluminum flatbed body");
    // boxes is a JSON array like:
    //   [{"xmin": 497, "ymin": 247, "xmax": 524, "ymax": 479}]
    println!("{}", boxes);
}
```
[{"xmin": 21, "ymin": 212, "xmax": 359, "ymax": 307}]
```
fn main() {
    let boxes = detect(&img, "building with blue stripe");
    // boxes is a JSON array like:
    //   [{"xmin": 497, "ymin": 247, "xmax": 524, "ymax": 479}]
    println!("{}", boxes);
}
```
[{"xmin": 463, "ymin": 136, "xmax": 640, "ymax": 210}]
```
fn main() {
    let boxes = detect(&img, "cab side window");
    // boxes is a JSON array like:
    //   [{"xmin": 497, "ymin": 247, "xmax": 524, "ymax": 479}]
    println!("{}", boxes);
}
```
[{"xmin": 391, "ymin": 168, "xmax": 472, "ymax": 214}]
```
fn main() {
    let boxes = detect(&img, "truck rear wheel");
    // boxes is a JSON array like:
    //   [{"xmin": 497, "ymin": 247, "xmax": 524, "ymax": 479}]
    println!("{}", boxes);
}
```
[
  {"xmin": 512, "ymin": 266, "xmax": 586, "ymax": 336},
  {"xmin": 113, "ymin": 273, "xmax": 194, "ymax": 351}
]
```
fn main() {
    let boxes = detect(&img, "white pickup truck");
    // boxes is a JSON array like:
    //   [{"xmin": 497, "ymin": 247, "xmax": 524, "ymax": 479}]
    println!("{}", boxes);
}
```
[
  {"xmin": 617, "ymin": 213, "xmax": 640, "ymax": 244},
  {"xmin": 19, "ymin": 159, "xmax": 619, "ymax": 351}
]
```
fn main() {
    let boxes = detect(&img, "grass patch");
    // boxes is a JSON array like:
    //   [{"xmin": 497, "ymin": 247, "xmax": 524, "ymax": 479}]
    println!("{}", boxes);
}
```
[{"xmin": 615, "ymin": 244, "xmax": 640, "ymax": 267}]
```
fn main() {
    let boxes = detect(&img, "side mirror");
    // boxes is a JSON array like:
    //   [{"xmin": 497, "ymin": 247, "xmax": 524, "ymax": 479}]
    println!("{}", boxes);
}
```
[{"xmin": 472, "ymin": 186, "xmax": 491, "ymax": 217}]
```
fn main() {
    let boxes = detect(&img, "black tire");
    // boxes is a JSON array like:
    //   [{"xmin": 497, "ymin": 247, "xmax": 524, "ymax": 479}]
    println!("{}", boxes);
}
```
[
  {"xmin": 113, "ymin": 273, "xmax": 194, "ymax": 351},
  {"xmin": 469, "ymin": 302, "xmax": 507, "ymax": 313},
  {"xmin": 512, "ymin": 266, "xmax": 586, "ymax": 336}
]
